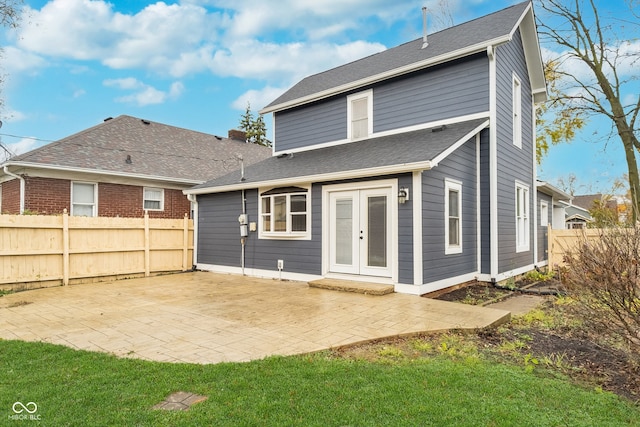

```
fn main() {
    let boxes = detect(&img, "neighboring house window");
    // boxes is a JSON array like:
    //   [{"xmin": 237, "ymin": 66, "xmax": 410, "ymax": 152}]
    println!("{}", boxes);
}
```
[
  {"xmin": 71, "ymin": 182, "xmax": 97, "ymax": 217},
  {"xmin": 347, "ymin": 90, "xmax": 373, "ymax": 140},
  {"xmin": 259, "ymin": 186, "xmax": 310, "ymax": 239},
  {"xmin": 516, "ymin": 182, "xmax": 530, "ymax": 252},
  {"xmin": 143, "ymin": 187, "xmax": 164, "ymax": 211},
  {"xmin": 445, "ymin": 179, "xmax": 462, "ymax": 254},
  {"xmin": 512, "ymin": 73, "xmax": 522, "ymax": 148},
  {"xmin": 540, "ymin": 201, "xmax": 549, "ymax": 227}
]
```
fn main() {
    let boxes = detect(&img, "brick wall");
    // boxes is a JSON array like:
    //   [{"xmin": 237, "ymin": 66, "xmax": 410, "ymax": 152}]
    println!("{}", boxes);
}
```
[
  {"xmin": 2, "ymin": 176, "xmax": 191, "ymax": 218},
  {"xmin": 24, "ymin": 176, "xmax": 70, "ymax": 214},
  {"xmin": 0, "ymin": 179, "xmax": 21, "ymax": 214}
]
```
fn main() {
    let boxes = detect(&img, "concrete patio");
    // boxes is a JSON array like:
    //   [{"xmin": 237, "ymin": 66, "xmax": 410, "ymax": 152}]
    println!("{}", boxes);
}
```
[{"xmin": 0, "ymin": 272, "xmax": 510, "ymax": 364}]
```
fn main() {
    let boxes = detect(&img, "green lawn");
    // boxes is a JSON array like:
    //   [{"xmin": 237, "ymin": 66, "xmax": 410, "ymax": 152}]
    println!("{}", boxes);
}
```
[{"xmin": 1, "ymin": 340, "xmax": 637, "ymax": 426}]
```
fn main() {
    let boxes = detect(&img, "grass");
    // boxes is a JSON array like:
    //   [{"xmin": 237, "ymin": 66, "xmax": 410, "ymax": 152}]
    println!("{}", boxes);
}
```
[{"xmin": 1, "ymin": 340, "xmax": 638, "ymax": 426}]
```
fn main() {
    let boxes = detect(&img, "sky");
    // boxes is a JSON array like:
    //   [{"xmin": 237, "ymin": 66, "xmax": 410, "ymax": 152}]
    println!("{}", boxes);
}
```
[{"xmin": 0, "ymin": 0, "xmax": 637, "ymax": 195}]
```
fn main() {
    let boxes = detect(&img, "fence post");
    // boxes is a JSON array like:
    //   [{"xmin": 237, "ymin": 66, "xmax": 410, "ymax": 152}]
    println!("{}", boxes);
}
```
[
  {"xmin": 183, "ymin": 213, "xmax": 189, "ymax": 271},
  {"xmin": 62, "ymin": 209, "xmax": 69, "ymax": 285},
  {"xmin": 144, "ymin": 211, "xmax": 150, "ymax": 277},
  {"xmin": 547, "ymin": 224, "xmax": 553, "ymax": 270}
]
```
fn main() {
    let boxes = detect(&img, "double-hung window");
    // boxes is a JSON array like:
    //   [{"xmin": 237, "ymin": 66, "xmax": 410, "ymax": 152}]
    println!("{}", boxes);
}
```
[
  {"xmin": 445, "ymin": 179, "xmax": 462, "ymax": 254},
  {"xmin": 260, "ymin": 187, "xmax": 310, "ymax": 239},
  {"xmin": 516, "ymin": 182, "xmax": 530, "ymax": 252},
  {"xmin": 144, "ymin": 187, "xmax": 164, "ymax": 211},
  {"xmin": 347, "ymin": 90, "xmax": 373, "ymax": 140},
  {"xmin": 71, "ymin": 182, "xmax": 97, "ymax": 217},
  {"xmin": 512, "ymin": 73, "xmax": 522, "ymax": 148}
]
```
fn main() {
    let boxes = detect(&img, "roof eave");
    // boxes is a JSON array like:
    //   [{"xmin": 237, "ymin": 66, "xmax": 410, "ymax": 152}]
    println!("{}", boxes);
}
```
[
  {"xmin": 260, "ymin": 36, "xmax": 511, "ymax": 115},
  {"xmin": 184, "ymin": 160, "xmax": 434, "ymax": 196},
  {"xmin": 2, "ymin": 161, "xmax": 204, "ymax": 186}
]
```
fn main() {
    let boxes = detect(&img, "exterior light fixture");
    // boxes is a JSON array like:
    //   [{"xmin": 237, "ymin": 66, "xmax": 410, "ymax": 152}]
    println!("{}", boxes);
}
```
[{"xmin": 398, "ymin": 187, "xmax": 409, "ymax": 204}]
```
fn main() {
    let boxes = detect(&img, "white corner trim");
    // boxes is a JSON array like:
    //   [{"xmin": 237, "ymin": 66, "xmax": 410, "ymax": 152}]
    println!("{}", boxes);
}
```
[{"xmin": 412, "ymin": 171, "xmax": 423, "ymax": 285}]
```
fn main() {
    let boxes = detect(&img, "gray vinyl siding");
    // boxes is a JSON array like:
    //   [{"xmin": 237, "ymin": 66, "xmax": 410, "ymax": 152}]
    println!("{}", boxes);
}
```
[
  {"xmin": 479, "ymin": 129, "xmax": 491, "ymax": 274},
  {"xmin": 374, "ymin": 55, "xmax": 489, "ymax": 132},
  {"xmin": 197, "ymin": 187, "xmax": 322, "ymax": 275},
  {"xmin": 273, "ymin": 55, "xmax": 489, "ymax": 153},
  {"xmin": 274, "ymin": 98, "xmax": 346, "ymax": 152},
  {"xmin": 397, "ymin": 174, "xmax": 414, "ymax": 285},
  {"xmin": 537, "ymin": 192, "xmax": 552, "ymax": 263},
  {"xmin": 495, "ymin": 29, "xmax": 535, "ymax": 273},
  {"xmin": 422, "ymin": 136, "xmax": 478, "ymax": 283},
  {"xmin": 197, "ymin": 191, "xmax": 243, "ymax": 267}
]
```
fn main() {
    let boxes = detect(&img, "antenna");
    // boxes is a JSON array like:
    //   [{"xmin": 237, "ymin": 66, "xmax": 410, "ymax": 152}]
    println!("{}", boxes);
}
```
[{"xmin": 421, "ymin": 7, "xmax": 429, "ymax": 49}]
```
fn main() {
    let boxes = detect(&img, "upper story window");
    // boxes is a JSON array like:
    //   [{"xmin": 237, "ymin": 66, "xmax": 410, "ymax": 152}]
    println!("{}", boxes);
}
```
[
  {"xmin": 71, "ymin": 181, "xmax": 97, "ymax": 217},
  {"xmin": 259, "ymin": 186, "xmax": 310, "ymax": 239},
  {"xmin": 445, "ymin": 179, "xmax": 463, "ymax": 254},
  {"xmin": 144, "ymin": 187, "xmax": 164, "ymax": 211},
  {"xmin": 347, "ymin": 90, "xmax": 373, "ymax": 140},
  {"xmin": 515, "ymin": 181, "xmax": 530, "ymax": 252},
  {"xmin": 512, "ymin": 73, "xmax": 522, "ymax": 148}
]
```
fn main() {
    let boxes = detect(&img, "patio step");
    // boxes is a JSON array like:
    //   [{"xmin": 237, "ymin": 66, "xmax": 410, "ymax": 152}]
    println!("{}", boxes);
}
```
[{"xmin": 308, "ymin": 279, "xmax": 394, "ymax": 296}]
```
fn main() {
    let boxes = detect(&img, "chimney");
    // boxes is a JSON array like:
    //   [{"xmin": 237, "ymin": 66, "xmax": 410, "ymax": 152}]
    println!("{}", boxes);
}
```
[
  {"xmin": 421, "ymin": 7, "xmax": 429, "ymax": 49},
  {"xmin": 228, "ymin": 129, "xmax": 247, "ymax": 142}
]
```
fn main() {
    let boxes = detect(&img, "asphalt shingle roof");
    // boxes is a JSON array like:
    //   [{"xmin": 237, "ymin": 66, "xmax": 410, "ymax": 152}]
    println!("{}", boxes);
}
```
[
  {"xmin": 264, "ymin": 1, "xmax": 530, "ymax": 110},
  {"xmin": 191, "ymin": 118, "xmax": 488, "ymax": 191},
  {"xmin": 7, "ymin": 115, "xmax": 272, "ymax": 182}
]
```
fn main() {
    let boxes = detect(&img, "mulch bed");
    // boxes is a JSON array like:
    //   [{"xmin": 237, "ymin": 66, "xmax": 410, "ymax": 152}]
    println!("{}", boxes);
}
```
[{"xmin": 354, "ymin": 279, "xmax": 639, "ymax": 403}]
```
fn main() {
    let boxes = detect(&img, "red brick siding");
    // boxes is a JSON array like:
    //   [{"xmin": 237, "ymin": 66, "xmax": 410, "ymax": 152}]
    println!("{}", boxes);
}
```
[
  {"xmin": 3, "ymin": 176, "xmax": 191, "ymax": 218},
  {"xmin": 24, "ymin": 176, "xmax": 71, "ymax": 214},
  {"xmin": 1, "ymin": 179, "xmax": 22, "ymax": 214}
]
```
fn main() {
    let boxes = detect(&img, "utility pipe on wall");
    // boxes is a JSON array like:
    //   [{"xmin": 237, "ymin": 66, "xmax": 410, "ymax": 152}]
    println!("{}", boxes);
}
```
[{"xmin": 3, "ymin": 165, "xmax": 25, "ymax": 214}]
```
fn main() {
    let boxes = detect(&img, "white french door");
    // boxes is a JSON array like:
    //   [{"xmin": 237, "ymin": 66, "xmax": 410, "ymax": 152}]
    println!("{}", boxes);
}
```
[{"xmin": 328, "ymin": 187, "xmax": 392, "ymax": 277}]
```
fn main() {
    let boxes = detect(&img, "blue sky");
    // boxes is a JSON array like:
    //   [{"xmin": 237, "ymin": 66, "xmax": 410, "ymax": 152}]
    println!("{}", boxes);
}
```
[{"xmin": 0, "ymin": 0, "xmax": 636, "ymax": 195}]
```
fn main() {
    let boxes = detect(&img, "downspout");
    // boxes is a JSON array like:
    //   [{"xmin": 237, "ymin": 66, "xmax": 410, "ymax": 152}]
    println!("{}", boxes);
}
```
[
  {"xmin": 187, "ymin": 193, "xmax": 198, "ymax": 269},
  {"xmin": 3, "ymin": 165, "xmax": 25, "ymax": 214}
]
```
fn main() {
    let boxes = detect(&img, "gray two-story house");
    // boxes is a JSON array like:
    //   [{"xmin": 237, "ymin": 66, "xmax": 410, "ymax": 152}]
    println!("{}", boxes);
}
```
[{"xmin": 185, "ymin": 1, "xmax": 550, "ymax": 295}]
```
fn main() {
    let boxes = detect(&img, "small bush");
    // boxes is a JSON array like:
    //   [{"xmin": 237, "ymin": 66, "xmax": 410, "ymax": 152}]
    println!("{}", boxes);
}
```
[{"xmin": 563, "ymin": 226, "xmax": 640, "ymax": 356}]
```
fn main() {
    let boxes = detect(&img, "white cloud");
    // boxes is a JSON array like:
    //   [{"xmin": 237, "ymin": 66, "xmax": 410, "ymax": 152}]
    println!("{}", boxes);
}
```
[
  {"xmin": 104, "ymin": 77, "xmax": 184, "ymax": 106},
  {"xmin": 3, "ymin": 137, "xmax": 42, "ymax": 157},
  {"xmin": 208, "ymin": 39, "xmax": 386, "ymax": 85},
  {"xmin": 232, "ymin": 86, "xmax": 289, "ymax": 112},
  {"xmin": 0, "ymin": 46, "xmax": 47, "ymax": 76}
]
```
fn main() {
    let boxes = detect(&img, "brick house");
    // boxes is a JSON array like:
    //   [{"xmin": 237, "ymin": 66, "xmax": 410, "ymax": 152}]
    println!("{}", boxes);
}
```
[{"xmin": 0, "ymin": 115, "xmax": 271, "ymax": 218}]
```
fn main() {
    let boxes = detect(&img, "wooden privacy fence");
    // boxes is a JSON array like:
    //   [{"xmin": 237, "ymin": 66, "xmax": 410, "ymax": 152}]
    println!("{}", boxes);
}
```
[
  {"xmin": 547, "ymin": 226, "xmax": 602, "ymax": 269},
  {"xmin": 0, "ymin": 211, "xmax": 193, "ymax": 290}
]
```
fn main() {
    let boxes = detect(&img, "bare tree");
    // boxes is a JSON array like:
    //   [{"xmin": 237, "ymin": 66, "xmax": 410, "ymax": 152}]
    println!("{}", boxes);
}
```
[
  {"xmin": 536, "ymin": 0, "xmax": 640, "ymax": 221},
  {"xmin": 0, "ymin": 0, "xmax": 22, "ymax": 29}
]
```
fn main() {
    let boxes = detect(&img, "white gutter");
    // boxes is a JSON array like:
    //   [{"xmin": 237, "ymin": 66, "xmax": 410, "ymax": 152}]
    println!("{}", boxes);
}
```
[
  {"xmin": 184, "ymin": 160, "xmax": 434, "ymax": 196},
  {"xmin": 2, "ymin": 161, "xmax": 204, "ymax": 186},
  {"xmin": 3, "ymin": 165, "xmax": 25, "ymax": 214}
]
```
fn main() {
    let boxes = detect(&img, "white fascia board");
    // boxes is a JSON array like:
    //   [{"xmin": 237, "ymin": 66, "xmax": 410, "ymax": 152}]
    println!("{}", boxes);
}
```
[
  {"xmin": 2, "ymin": 161, "xmax": 204, "ymax": 186},
  {"xmin": 183, "ymin": 160, "xmax": 433, "ymax": 195},
  {"xmin": 429, "ymin": 119, "xmax": 489, "ymax": 166},
  {"xmin": 260, "ymin": 37, "xmax": 511, "ymax": 115},
  {"xmin": 514, "ymin": 4, "xmax": 547, "ymax": 103}
]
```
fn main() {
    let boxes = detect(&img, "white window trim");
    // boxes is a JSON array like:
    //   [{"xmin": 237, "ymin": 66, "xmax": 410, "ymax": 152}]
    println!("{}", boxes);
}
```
[
  {"xmin": 512, "ymin": 73, "xmax": 522, "ymax": 148},
  {"xmin": 143, "ymin": 187, "xmax": 165, "ymax": 211},
  {"xmin": 71, "ymin": 181, "xmax": 98, "ymax": 217},
  {"xmin": 444, "ymin": 178, "xmax": 463, "ymax": 255},
  {"xmin": 347, "ymin": 89, "xmax": 373, "ymax": 141},
  {"xmin": 258, "ymin": 186, "xmax": 311, "ymax": 240},
  {"xmin": 540, "ymin": 201, "xmax": 549, "ymax": 227},
  {"xmin": 515, "ymin": 181, "xmax": 530, "ymax": 253}
]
